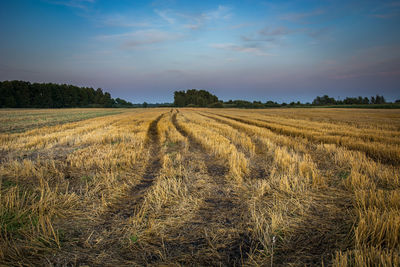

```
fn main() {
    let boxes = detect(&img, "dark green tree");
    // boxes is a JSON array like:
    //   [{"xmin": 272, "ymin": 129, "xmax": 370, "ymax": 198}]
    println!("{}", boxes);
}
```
[
  {"xmin": 173, "ymin": 89, "xmax": 219, "ymax": 107},
  {"xmin": 0, "ymin": 80, "xmax": 129, "ymax": 108}
]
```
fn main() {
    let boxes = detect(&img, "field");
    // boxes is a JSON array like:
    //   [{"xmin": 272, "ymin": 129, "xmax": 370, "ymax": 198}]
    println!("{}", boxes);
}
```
[{"xmin": 1, "ymin": 108, "xmax": 399, "ymax": 266}]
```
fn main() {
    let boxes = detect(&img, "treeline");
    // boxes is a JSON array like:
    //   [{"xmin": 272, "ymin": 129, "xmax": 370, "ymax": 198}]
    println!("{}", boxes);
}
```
[
  {"xmin": 223, "ymin": 95, "xmax": 397, "ymax": 108},
  {"xmin": 174, "ymin": 89, "xmax": 220, "ymax": 107},
  {"xmin": 0, "ymin": 80, "xmax": 134, "ymax": 108},
  {"xmin": 173, "ymin": 89, "xmax": 399, "ymax": 108},
  {"xmin": 312, "ymin": 94, "xmax": 387, "ymax": 105}
]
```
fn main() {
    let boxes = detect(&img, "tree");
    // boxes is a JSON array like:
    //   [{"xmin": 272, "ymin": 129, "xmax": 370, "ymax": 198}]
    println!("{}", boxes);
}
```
[
  {"xmin": 208, "ymin": 102, "xmax": 223, "ymax": 108},
  {"xmin": 375, "ymin": 95, "xmax": 386, "ymax": 104},
  {"xmin": 0, "ymin": 80, "xmax": 130, "ymax": 108},
  {"xmin": 173, "ymin": 89, "xmax": 219, "ymax": 107},
  {"xmin": 312, "ymin": 95, "xmax": 336, "ymax": 105}
]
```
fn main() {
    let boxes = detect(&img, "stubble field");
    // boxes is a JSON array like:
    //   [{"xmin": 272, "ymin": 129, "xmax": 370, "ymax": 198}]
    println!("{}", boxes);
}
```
[{"xmin": 0, "ymin": 108, "xmax": 399, "ymax": 266}]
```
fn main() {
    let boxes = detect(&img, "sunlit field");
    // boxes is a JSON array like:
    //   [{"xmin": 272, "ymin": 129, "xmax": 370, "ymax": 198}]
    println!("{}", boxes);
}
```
[{"xmin": 1, "ymin": 108, "xmax": 399, "ymax": 266}]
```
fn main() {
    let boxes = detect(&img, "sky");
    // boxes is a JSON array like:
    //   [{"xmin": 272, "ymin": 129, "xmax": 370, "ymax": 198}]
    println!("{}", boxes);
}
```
[{"xmin": 0, "ymin": 0, "xmax": 399, "ymax": 103}]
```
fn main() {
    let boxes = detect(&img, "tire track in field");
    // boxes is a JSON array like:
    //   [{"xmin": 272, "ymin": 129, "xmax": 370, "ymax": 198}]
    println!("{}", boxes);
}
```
[
  {"xmin": 114, "ymin": 113, "xmax": 164, "ymax": 218},
  {"xmin": 167, "ymin": 111, "xmax": 252, "ymax": 266},
  {"xmin": 197, "ymin": 112, "xmax": 271, "ymax": 180},
  {"xmin": 200, "ymin": 111, "xmax": 353, "ymax": 266},
  {"xmin": 53, "ymin": 113, "xmax": 165, "ymax": 266}
]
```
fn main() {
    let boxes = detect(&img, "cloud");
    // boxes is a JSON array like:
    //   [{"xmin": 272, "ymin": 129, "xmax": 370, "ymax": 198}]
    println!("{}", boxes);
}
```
[
  {"xmin": 101, "ymin": 14, "xmax": 150, "ymax": 28},
  {"xmin": 242, "ymin": 25, "xmax": 331, "ymax": 44},
  {"xmin": 204, "ymin": 5, "xmax": 232, "ymax": 20},
  {"xmin": 154, "ymin": 5, "xmax": 233, "ymax": 31},
  {"xmin": 370, "ymin": 13, "xmax": 399, "ymax": 19},
  {"xmin": 280, "ymin": 9, "xmax": 324, "ymax": 22},
  {"xmin": 304, "ymin": 27, "xmax": 331, "ymax": 38},
  {"xmin": 389, "ymin": 1, "xmax": 400, "ymax": 7},
  {"xmin": 259, "ymin": 26, "xmax": 293, "ymax": 36},
  {"xmin": 333, "ymin": 55, "xmax": 400, "ymax": 80},
  {"xmin": 155, "ymin": 9, "xmax": 176, "ymax": 24},
  {"xmin": 47, "ymin": 0, "xmax": 95, "ymax": 9},
  {"xmin": 370, "ymin": 1, "xmax": 400, "ymax": 19},
  {"xmin": 229, "ymin": 23, "xmax": 252, "ymax": 30},
  {"xmin": 163, "ymin": 69, "xmax": 186, "ymax": 76},
  {"xmin": 241, "ymin": 26, "xmax": 294, "ymax": 43},
  {"xmin": 98, "ymin": 29, "xmax": 182, "ymax": 48},
  {"xmin": 184, "ymin": 24, "xmax": 201, "ymax": 30},
  {"xmin": 241, "ymin": 35, "xmax": 275, "ymax": 42},
  {"xmin": 210, "ymin": 43, "xmax": 270, "ymax": 56}
]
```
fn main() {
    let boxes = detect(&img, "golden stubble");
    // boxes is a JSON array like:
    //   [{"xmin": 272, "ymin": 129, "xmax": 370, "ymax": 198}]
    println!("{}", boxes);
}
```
[{"xmin": 0, "ymin": 107, "xmax": 399, "ymax": 266}]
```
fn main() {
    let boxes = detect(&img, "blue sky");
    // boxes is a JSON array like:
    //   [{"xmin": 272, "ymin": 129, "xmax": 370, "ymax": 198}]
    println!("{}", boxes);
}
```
[{"xmin": 1, "ymin": 0, "xmax": 399, "ymax": 103}]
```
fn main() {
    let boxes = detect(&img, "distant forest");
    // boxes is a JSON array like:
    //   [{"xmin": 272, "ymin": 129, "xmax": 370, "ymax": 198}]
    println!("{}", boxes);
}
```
[
  {"xmin": 1, "ymin": 81, "xmax": 398, "ymax": 109},
  {"xmin": 174, "ymin": 89, "xmax": 399, "ymax": 109},
  {"xmin": 0, "ymin": 80, "xmax": 133, "ymax": 108}
]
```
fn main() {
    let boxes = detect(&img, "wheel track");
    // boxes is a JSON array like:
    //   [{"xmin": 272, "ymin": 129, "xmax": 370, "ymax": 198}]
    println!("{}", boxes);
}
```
[
  {"xmin": 197, "ymin": 112, "xmax": 271, "ymax": 180},
  {"xmin": 115, "ymin": 112, "xmax": 164, "ymax": 218},
  {"xmin": 163, "ymin": 111, "xmax": 252, "ymax": 266},
  {"xmin": 172, "ymin": 112, "xmax": 228, "ymax": 178},
  {"xmin": 51, "ymin": 113, "xmax": 165, "ymax": 266},
  {"xmin": 198, "ymin": 111, "xmax": 353, "ymax": 266}
]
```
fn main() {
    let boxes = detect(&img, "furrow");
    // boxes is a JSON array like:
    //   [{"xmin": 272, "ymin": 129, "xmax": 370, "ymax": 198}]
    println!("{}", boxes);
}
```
[
  {"xmin": 198, "ymin": 111, "xmax": 354, "ymax": 266},
  {"xmin": 206, "ymin": 111, "xmax": 400, "ymax": 165},
  {"xmin": 168, "ymin": 111, "xmax": 252, "ymax": 266}
]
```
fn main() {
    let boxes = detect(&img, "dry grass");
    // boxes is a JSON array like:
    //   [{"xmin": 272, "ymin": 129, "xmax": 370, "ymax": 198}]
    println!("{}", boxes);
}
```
[
  {"xmin": 0, "ymin": 107, "xmax": 399, "ymax": 266},
  {"xmin": 0, "ymin": 108, "xmax": 123, "ymax": 133}
]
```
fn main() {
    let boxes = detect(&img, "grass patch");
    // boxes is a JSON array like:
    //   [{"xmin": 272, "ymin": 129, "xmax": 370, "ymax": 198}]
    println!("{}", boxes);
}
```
[
  {"xmin": 0, "ymin": 210, "xmax": 34, "ymax": 236},
  {"xmin": 0, "ymin": 108, "xmax": 125, "ymax": 133},
  {"xmin": 129, "ymin": 234, "xmax": 138, "ymax": 244}
]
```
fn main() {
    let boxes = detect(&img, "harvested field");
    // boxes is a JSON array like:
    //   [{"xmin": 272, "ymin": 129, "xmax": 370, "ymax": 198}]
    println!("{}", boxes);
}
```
[{"xmin": 0, "ymin": 108, "xmax": 399, "ymax": 266}]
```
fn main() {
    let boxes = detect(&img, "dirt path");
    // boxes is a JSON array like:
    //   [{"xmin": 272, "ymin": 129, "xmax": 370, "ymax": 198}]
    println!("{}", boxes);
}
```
[{"xmin": 160, "ymin": 112, "xmax": 252, "ymax": 266}]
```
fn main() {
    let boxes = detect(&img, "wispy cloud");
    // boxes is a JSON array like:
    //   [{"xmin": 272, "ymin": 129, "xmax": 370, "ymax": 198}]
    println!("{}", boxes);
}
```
[
  {"xmin": 155, "ymin": 9, "xmax": 176, "ymax": 24},
  {"xmin": 124, "ymin": 30, "xmax": 181, "ymax": 47},
  {"xmin": 155, "ymin": 5, "xmax": 233, "ymax": 31},
  {"xmin": 259, "ymin": 26, "xmax": 293, "ymax": 36},
  {"xmin": 101, "ymin": 14, "xmax": 150, "ymax": 28},
  {"xmin": 241, "ymin": 26, "xmax": 294, "ymax": 43},
  {"xmin": 210, "ymin": 43, "xmax": 270, "ymax": 56},
  {"xmin": 204, "ymin": 5, "xmax": 232, "ymax": 20},
  {"xmin": 229, "ymin": 23, "xmax": 252, "ymax": 30},
  {"xmin": 47, "ymin": 0, "xmax": 95, "ymax": 9},
  {"xmin": 184, "ymin": 23, "xmax": 201, "ymax": 30},
  {"xmin": 333, "ymin": 52, "xmax": 400, "ymax": 80},
  {"xmin": 280, "ymin": 9, "xmax": 324, "ymax": 22},
  {"xmin": 370, "ymin": 13, "xmax": 399, "ymax": 19},
  {"xmin": 98, "ymin": 29, "xmax": 182, "ymax": 48},
  {"xmin": 242, "ymin": 25, "xmax": 330, "ymax": 44},
  {"xmin": 370, "ymin": 1, "xmax": 400, "ymax": 19},
  {"xmin": 304, "ymin": 27, "xmax": 331, "ymax": 38},
  {"xmin": 389, "ymin": 1, "xmax": 400, "ymax": 7}
]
